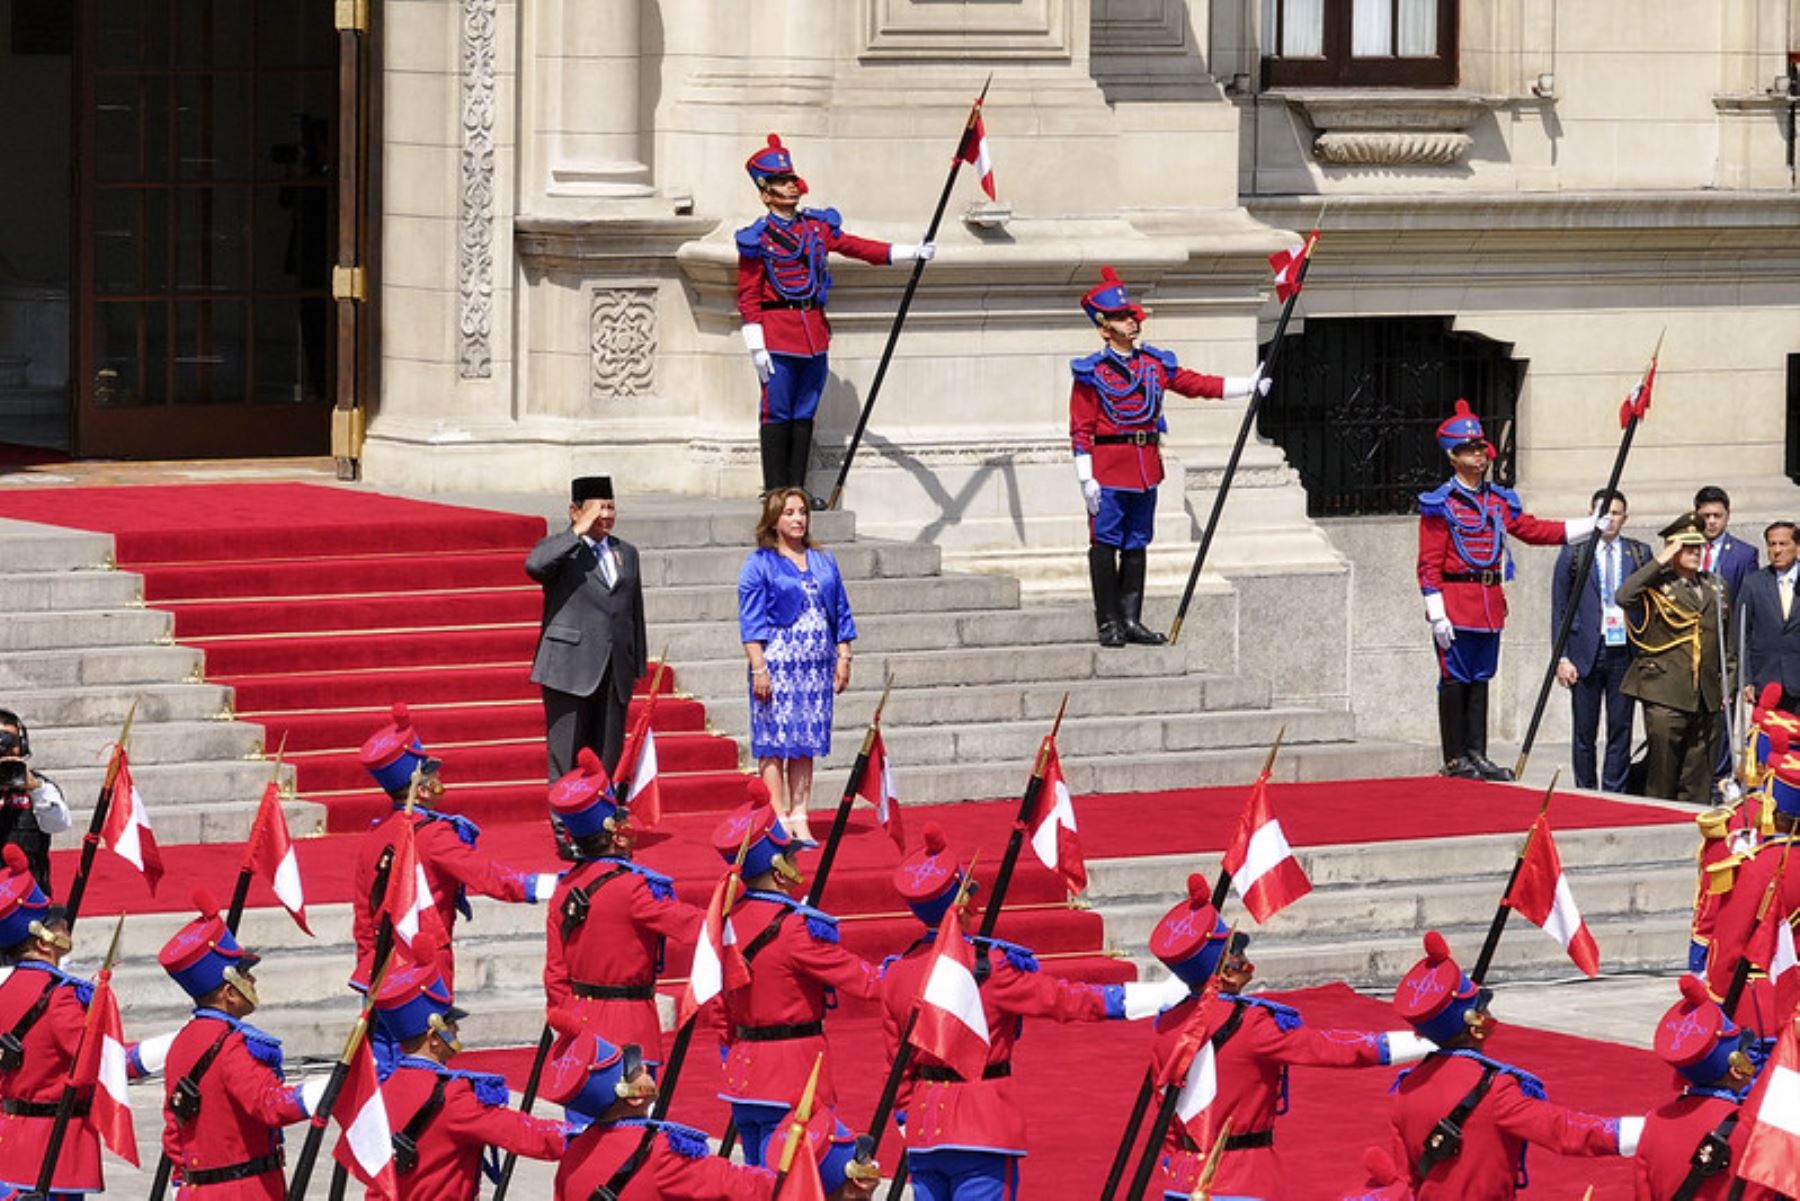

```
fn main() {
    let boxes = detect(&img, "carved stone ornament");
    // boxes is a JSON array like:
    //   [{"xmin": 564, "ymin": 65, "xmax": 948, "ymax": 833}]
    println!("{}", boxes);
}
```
[
  {"xmin": 590, "ymin": 289, "xmax": 657, "ymax": 401},
  {"xmin": 1278, "ymin": 90, "xmax": 1501, "ymax": 168},
  {"xmin": 458, "ymin": 0, "xmax": 497, "ymax": 380},
  {"xmin": 1314, "ymin": 131, "xmax": 1472, "ymax": 166}
]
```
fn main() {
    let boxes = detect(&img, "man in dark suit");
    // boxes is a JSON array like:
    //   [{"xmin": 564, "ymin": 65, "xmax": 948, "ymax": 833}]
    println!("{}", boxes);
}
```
[
  {"xmin": 1739, "ymin": 520, "xmax": 1800, "ymax": 712},
  {"xmin": 1695, "ymin": 485, "xmax": 1760, "ymax": 605},
  {"xmin": 1553, "ymin": 490, "xmax": 1651, "ymax": 792},
  {"xmin": 526, "ymin": 476, "xmax": 647, "ymax": 785}
]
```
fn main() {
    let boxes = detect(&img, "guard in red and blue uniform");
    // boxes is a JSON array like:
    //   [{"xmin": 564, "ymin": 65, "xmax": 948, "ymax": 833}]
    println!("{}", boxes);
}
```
[
  {"xmin": 0, "ymin": 845, "xmax": 171, "ymax": 1198},
  {"xmin": 1418, "ymin": 400, "xmax": 1604, "ymax": 781},
  {"xmin": 545, "ymin": 1010, "xmax": 776, "ymax": 1200},
  {"xmin": 336, "ymin": 965, "xmax": 567, "ymax": 1199},
  {"xmin": 1632, "ymin": 975, "xmax": 1768, "ymax": 1200},
  {"xmin": 736, "ymin": 133, "xmax": 933, "ymax": 502},
  {"xmin": 1145, "ymin": 873, "xmax": 1431, "ymax": 1200},
  {"xmin": 878, "ymin": 822, "xmax": 1173, "ymax": 1201},
  {"xmin": 544, "ymin": 748, "xmax": 701, "ymax": 1065},
  {"xmin": 1691, "ymin": 694, "xmax": 1793, "ymax": 972},
  {"xmin": 1068, "ymin": 266, "xmax": 1263, "ymax": 648},
  {"xmin": 159, "ymin": 890, "xmax": 326, "ymax": 1199},
  {"xmin": 714, "ymin": 786, "xmax": 882, "ymax": 1168},
  {"xmin": 1388, "ymin": 932, "xmax": 1640, "ymax": 1200}
]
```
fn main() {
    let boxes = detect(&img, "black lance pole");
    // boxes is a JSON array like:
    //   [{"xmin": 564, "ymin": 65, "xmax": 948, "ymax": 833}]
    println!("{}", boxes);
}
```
[
  {"xmin": 62, "ymin": 702, "xmax": 139, "ymax": 932},
  {"xmin": 1168, "ymin": 231, "xmax": 1318, "ymax": 646},
  {"xmin": 284, "ymin": 941, "xmax": 395, "ymax": 1201},
  {"xmin": 808, "ymin": 674, "xmax": 895, "ymax": 909},
  {"xmin": 1513, "ymin": 334, "xmax": 1663, "ymax": 779},
  {"xmin": 33, "ymin": 917, "xmax": 125, "ymax": 1200},
  {"xmin": 826, "ymin": 77, "xmax": 992, "ymax": 511},
  {"xmin": 1098, "ymin": 1067, "xmax": 1158, "ymax": 1201},
  {"xmin": 979, "ymin": 695, "xmax": 1069, "ymax": 945},
  {"xmin": 1207, "ymin": 726, "xmax": 1285, "ymax": 911},
  {"xmin": 1468, "ymin": 774, "xmax": 1557, "ymax": 986}
]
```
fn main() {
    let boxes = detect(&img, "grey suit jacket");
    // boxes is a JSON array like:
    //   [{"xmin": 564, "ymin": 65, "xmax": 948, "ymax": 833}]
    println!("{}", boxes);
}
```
[{"xmin": 525, "ymin": 529, "xmax": 647, "ymax": 701}]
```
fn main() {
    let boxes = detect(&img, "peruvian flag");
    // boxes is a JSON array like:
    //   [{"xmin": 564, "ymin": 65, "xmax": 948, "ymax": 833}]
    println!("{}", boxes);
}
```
[
  {"xmin": 73, "ymin": 971, "xmax": 137, "ymax": 1166},
  {"xmin": 1219, "ymin": 771, "xmax": 1311, "ymax": 922},
  {"xmin": 908, "ymin": 901, "xmax": 991, "ymax": 1082},
  {"xmin": 679, "ymin": 868, "xmax": 750, "ymax": 1027},
  {"xmin": 855, "ymin": 730, "xmax": 905, "ymax": 851},
  {"xmin": 1503, "ymin": 814, "xmax": 1600, "ymax": 977},
  {"xmin": 621, "ymin": 720, "xmax": 663, "ymax": 830},
  {"xmin": 1619, "ymin": 354, "xmax": 1658, "ymax": 429},
  {"xmin": 329, "ymin": 1038, "xmax": 400, "ymax": 1196},
  {"xmin": 1029, "ymin": 741, "xmax": 1087, "ymax": 896},
  {"xmin": 956, "ymin": 108, "xmax": 997, "ymax": 200},
  {"xmin": 1268, "ymin": 229, "xmax": 1319, "ymax": 303},
  {"xmin": 245, "ymin": 780, "xmax": 310, "ymax": 935},
  {"xmin": 100, "ymin": 745, "xmax": 164, "ymax": 893},
  {"xmin": 1750, "ymin": 897, "xmax": 1800, "ymax": 1024},
  {"xmin": 381, "ymin": 819, "xmax": 437, "ymax": 956},
  {"xmin": 1160, "ymin": 990, "xmax": 1222, "ymax": 1145},
  {"xmin": 1735, "ymin": 1013, "xmax": 1800, "ymax": 1194}
]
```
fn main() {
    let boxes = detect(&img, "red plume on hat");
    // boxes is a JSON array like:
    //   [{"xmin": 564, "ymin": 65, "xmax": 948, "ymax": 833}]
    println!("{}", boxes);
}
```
[
  {"xmin": 1423, "ymin": 930, "xmax": 1452, "ymax": 964},
  {"xmin": 921, "ymin": 822, "xmax": 948, "ymax": 856},
  {"xmin": 1, "ymin": 845, "xmax": 25, "ymax": 875},
  {"xmin": 547, "ymin": 1006, "xmax": 587, "ymax": 1038},
  {"xmin": 1762, "ymin": 683, "xmax": 1785, "ymax": 710},
  {"xmin": 1678, "ymin": 974, "xmax": 1712, "ymax": 1007},
  {"xmin": 745, "ymin": 778, "xmax": 772, "ymax": 808},
  {"xmin": 192, "ymin": 886, "xmax": 220, "ymax": 920},
  {"xmin": 1186, "ymin": 872, "xmax": 1211, "ymax": 907}
]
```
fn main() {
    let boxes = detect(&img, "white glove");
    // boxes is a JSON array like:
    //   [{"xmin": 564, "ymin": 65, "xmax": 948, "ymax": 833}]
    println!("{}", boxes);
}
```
[
  {"xmin": 890, "ymin": 242, "xmax": 936, "ymax": 263},
  {"xmin": 1564, "ymin": 503, "xmax": 1614, "ymax": 543},
  {"xmin": 741, "ymin": 324, "xmax": 773, "ymax": 385},
  {"xmin": 133, "ymin": 1031, "xmax": 178, "ymax": 1076},
  {"xmin": 299, "ymin": 1078, "xmax": 329, "ymax": 1117},
  {"xmin": 1381, "ymin": 1030, "xmax": 1436, "ymax": 1065},
  {"xmin": 1074, "ymin": 455, "xmax": 1101, "ymax": 516},
  {"xmin": 529, "ymin": 873, "xmax": 560, "ymax": 903},
  {"xmin": 1121, "ymin": 974, "xmax": 1195, "ymax": 1020},
  {"xmin": 1424, "ymin": 592, "xmax": 1455, "ymax": 650},
  {"xmin": 27, "ymin": 776, "xmax": 70, "ymax": 835}
]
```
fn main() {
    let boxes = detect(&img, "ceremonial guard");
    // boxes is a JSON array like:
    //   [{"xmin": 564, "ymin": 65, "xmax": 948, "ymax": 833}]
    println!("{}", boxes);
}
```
[
  {"xmin": 159, "ymin": 889, "xmax": 327, "ymax": 1198},
  {"xmin": 1688, "ymin": 688, "xmax": 1788, "ymax": 972},
  {"xmin": 1068, "ymin": 266, "xmax": 1265, "ymax": 648},
  {"xmin": 0, "ymin": 845, "xmax": 170, "ymax": 1196},
  {"xmin": 1145, "ymin": 873, "xmax": 1430, "ymax": 1199},
  {"xmin": 1388, "ymin": 932, "xmax": 1640, "ymax": 1199},
  {"xmin": 714, "ymin": 784, "xmax": 882, "ymax": 1167},
  {"xmin": 736, "ymin": 133, "xmax": 934, "ymax": 503},
  {"xmin": 879, "ymin": 823, "xmax": 1178, "ymax": 1201},
  {"xmin": 545, "ymin": 1010, "xmax": 776, "ymax": 1200},
  {"xmin": 1418, "ymin": 400, "xmax": 1605, "ymax": 780},
  {"xmin": 339, "ymin": 963, "xmax": 567, "ymax": 1198},
  {"xmin": 1632, "ymin": 976, "xmax": 1767, "ymax": 1200},
  {"xmin": 544, "ymin": 748, "xmax": 701, "ymax": 1065}
]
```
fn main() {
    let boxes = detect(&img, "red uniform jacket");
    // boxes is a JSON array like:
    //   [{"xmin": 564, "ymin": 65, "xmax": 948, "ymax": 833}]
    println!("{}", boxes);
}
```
[
  {"xmin": 544, "ymin": 856, "xmax": 702, "ymax": 1059},
  {"xmin": 1633, "ymin": 1090, "xmax": 1767, "ymax": 1201},
  {"xmin": 0, "ymin": 962, "xmax": 115, "ymax": 1193},
  {"xmin": 1150, "ymin": 993, "xmax": 1392, "ymax": 1198},
  {"xmin": 1703, "ymin": 834, "xmax": 1800, "ymax": 1039},
  {"xmin": 879, "ymin": 934, "xmax": 1115, "ymax": 1156},
  {"xmin": 162, "ymin": 1010, "xmax": 309, "ymax": 1200},
  {"xmin": 734, "ymin": 208, "xmax": 891, "ymax": 357},
  {"xmin": 351, "ymin": 806, "xmax": 537, "ymax": 990},
  {"xmin": 554, "ymin": 1118, "xmax": 774, "ymax": 1200},
  {"xmin": 1690, "ymin": 814, "xmax": 1751, "ymax": 972},
  {"xmin": 336, "ymin": 1056, "xmax": 565, "ymax": 1200},
  {"xmin": 1068, "ymin": 346, "xmax": 1224, "ymax": 491},
  {"xmin": 717, "ymin": 890, "xmax": 881, "ymax": 1111},
  {"xmin": 1390, "ymin": 1051, "xmax": 1623, "ymax": 1200},
  {"xmin": 1416, "ymin": 481, "xmax": 1565, "ymax": 631}
]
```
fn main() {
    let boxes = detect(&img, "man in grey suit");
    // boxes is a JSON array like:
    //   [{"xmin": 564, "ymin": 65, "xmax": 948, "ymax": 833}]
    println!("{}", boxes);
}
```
[{"xmin": 526, "ymin": 475, "xmax": 647, "ymax": 784}]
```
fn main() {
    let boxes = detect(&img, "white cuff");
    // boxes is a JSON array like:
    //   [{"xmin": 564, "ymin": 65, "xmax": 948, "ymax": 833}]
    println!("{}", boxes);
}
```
[
  {"xmin": 740, "ymin": 324, "xmax": 767, "ymax": 354},
  {"xmin": 1616, "ymin": 1115, "xmax": 1645, "ymax": 1156},
  {"xmin": 300, "ymin": 1078, "xmax": 329, "ymax": 1117},
  {"xmin": 529, "ymin": 873, "xmax": 560, "ymax": 903},
  {"xmin": 1120, "ymin": 976, "xmax": 1191, "ymax": 1021},
  {"xmin": 135, "ymin": 1031, "xmax": 178, "ymax": 1075},
  {"xmin": 1382, "ymin": 1030, "xmax": 1436, "ymax": 1065},
  {"xmin": 1222, "ymin": 375, "xmax": 1255, "ymax": 398},
  {"xmin": 1424, "ymin": 592, "xmax": 1449, "ymax": 624},
  {"xmin": 1564, "ymin": 516, "xmax": 1597, "ymax": 542},
  {"xmin": 1074, "ymin": 454, "xmax": 1095, "ymax": 484}
]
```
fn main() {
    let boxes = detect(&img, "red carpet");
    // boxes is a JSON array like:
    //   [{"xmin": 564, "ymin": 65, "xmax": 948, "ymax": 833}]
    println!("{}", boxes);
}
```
[{"xmin": 459, "ymin": 983, "xmax": 1673, "ymax": 1200}]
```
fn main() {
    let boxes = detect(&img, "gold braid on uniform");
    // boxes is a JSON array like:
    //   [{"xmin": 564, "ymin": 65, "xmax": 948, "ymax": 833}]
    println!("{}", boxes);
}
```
[{"xmin": 1627, "ymin": 586, "xmax": 1704, "ymax": 685}]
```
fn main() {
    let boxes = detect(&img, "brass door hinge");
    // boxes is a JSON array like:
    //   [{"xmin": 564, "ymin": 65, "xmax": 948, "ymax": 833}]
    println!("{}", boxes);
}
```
[
  {"xmin": 335, "ymin": 0, "xmax": 369, "ymax": 33},
  {"xmin": 331, "ymin": 265, "xmax": 367, "ymax": 302},
  {"xmin": 332, "ymin": 405, "xmax": 367, "ymax": 460}
]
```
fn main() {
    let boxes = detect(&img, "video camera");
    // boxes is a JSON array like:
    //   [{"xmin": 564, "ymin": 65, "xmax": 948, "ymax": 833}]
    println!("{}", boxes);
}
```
[{"xmin": 0, "ymin": 729, "xmax": 27, "ymax": 795}]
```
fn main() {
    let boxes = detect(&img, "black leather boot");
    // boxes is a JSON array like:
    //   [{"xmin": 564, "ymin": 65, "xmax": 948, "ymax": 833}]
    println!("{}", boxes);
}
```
[
  {"xmin": 1117, "ymin": 548, "xmax": 1166, "ymax": 645},
  {"xmin": 759, "ymin": 423, "xmax": 788, "ymax": 495},
  {"xmin": 1464, "ymin": 682, "xmax": 1514, "ymax": 780},
  {"xmin": 1438, "ymin": 681, "xmax": 1479, "ymax": 777},
  {"xmin": 789, "ymin": 419, "xmax": 823, "ymax": 508},
  {"xmin": 1089, "ymin": 546, "xmax": 1125, "ymax": 648}
]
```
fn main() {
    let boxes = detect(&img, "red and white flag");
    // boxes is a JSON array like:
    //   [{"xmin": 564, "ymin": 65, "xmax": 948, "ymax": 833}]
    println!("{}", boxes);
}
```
[
  {"xmin": 679, "ymin": 869, "xmax": 750, "ymax": 1027},
  {"xmin": 1619, "ymin": 355, "xmax": 1658, "ymax": 429},
  {"xmin": 73, "ymin": 971, "xmax": 137, "ymax": 1166},
  {"xmin": 1751, "ymin": 897, "xmax": 1800, "ymax": 1025},
  {"xmin": 1503, "ymin": 814, "xmax": 1600, "ymax": 977},
  {"xmin": 1736, "ymin": 1013, "xmax": 1800, "ymax": 1194},
  {"xmin": 908, "ymin": 902, "xmax": 991, "ymax": 1083},
  {"xmin": 956, "ymin": 108, "xmax": 997, "ymax": 200},
  {"xmin": 622, "ymin": 720, "xmax": 663, "ymax": 830},
  {"xmin": 381, "ymin": 819, "xmax": 437, "ymax": 957},
  {"xmin": 100, "ymin": 745, "xmax": 164, "ymax": 893},
  {"xmin": 1158, "ymin": 989, "xmax": 1221, "ymax": 1146},
  {"xmin": 329, "ymin": 1037, "xmax": 400, "ymax": 1198},
  {"xmin": 1029, "ymin": 741, "xmax": 1087, "ymax": 896},
  {"xmin": 245, "ymin": 780, "xmax": 310, "ymax": 935},
  {"xmin": 1219, "ymin": 772, "xmax": 1311, "ymax": 923},
  {"xmin": 1267, "ymin": 229, "xmax": 1319, "ymax": 304},
  {"xmin": 855, "ymin": 730, "xmax": 905, "ymax": 851}
]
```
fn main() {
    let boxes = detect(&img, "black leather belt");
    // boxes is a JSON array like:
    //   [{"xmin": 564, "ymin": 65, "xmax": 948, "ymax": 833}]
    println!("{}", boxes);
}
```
[
  {"xmin": 917, "ymin": 1062, "xmax": 1012, "ymax": 1083},
  {"xmin": 2, "ymin": 1097, "xmax": 88, "ymax": 1118},
  {"xmin": 1442, "ymin": 571, "xmax": 1502, "ymax": 585},
  {"xmin": 183, "ymin": 1152, "xmax": 285, "ymax": 1186},
  {"xmin": 761, "ymin": 299, "xmax": 821, "ymax": 311},
  {"xmin": 572, "ymin": 981, "xmax": 655, "ymax": 1001},
  {"xmin": 734, "ymin": 1021, "xmax": 824, "ymax": 1043},
  {"xmin": 1093, "ymin": 432, "xmax": 1159, "ymax": 447},
  {"xmin": 1224, "ymin": 1130, "xmax": 1274, "ymax": 1151}
]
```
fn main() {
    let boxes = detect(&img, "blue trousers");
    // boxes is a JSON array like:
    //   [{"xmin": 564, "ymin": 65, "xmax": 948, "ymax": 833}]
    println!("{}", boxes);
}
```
[
  {"xmin": 908, "ymin": 1149, "xmax": 1020, "ymax": 1201},
  {"xmin": 1437, "ymin": 629, "xmax": 1501, "ymax": 684},
  {"xmin": 761, "ymin": 353, "xmax": 829, "ymax": 424},
  {"xmin": 728, "ymin": 1101, "xmax": 789, "ymax": 1169},
  {"xmin": 1091, "ymin": 487, "xmax": 1157, "ymax": 550},
  {"xmin": 1569, "ymin": 645, "xmax": 1634, "ymax": 791}
]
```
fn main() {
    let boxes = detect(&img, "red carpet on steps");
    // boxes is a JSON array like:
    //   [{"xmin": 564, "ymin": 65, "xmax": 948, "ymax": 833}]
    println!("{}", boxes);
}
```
[{"xmin": 459, "ymin": 983, "xmax": 1673, "ymax": 1201}]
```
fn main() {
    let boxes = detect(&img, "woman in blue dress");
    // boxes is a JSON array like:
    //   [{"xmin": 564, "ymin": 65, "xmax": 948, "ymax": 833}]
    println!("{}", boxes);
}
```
[{"xmin": 738, "ymin": 488, "xmax": 857, "ymax": 841}]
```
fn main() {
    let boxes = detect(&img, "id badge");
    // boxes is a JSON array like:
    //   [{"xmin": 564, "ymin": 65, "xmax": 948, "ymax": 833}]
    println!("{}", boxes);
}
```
[{"xmin": 1602, "ymin": 605, "xmax": 1628, "ymax": 647}]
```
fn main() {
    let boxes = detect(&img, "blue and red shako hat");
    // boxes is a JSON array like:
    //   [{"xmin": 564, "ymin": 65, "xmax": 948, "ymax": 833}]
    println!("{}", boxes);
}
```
[
  {"xmin": 779, "ymin": 1106, "xmax": 877, "ymax": 1194},
  {"xmin": 359, "ymin": 703, "xmax": 433, "ymax": 799},
  {"xmin": 1436, "ymin": 399, "xmax": 1495, "ymax": 457},
  {"xmin": 1148, "ymin": 873, "xmax": 1232, "ymax": 987},
  {"xmin": 374, "ymin": 962, "xmax": 466, "ymax": 1044},
  {"xmin": 0, "ymin": 845, "xmax": 51, "ymax": 948},
  {"xmin": 1394, "ymin": 931, "xmax": 1483, "ymax": 1045},
  {"xmin": 712, "ymin": 780, "xmax": 797, "ymax": 878},
  {"xmin": 893, "ymin": 821, "xmax": 973, "ymax": 927},
  {"xmin": 1764, "ymin": 728, "xmax": 1800, "ymax": 817},
  {"xmin": 1656, "ymin": 975, "xmax": 1745, "ymax": 1085},
  {"xmin": 1750, "ymin": 686, "xmax": 1800, "ymax": 786},
  {"xmin": 159, "ymin": 888, "xmax": 260, "ymax": 1000},
  {"xmin": 746, "ymin": 133, "xmax": 805, "ymax": 192},
  {"xmin": 1080, "ymin": 266, "xmax": 1147, "ymax": 326},
  {"xmin": 541, "ymin": 1008, "xmax": 635, "ymax": 1119},
  {"xmin": 549, "ymin": 748, "xmax": 620, "ymax": 840}
]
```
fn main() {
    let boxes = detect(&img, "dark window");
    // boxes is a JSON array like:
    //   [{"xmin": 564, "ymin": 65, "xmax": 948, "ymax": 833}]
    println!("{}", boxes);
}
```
[
  {"xmin": 1256, "ymin": 316, "xmax": 1525, "ymax": 517},
  {"xmin": 1262, "ymin": 0, "xmax": 1458, "ymax": 88},
  {"xmin": 1787, "ymin": 353, "xmax": 1800, "ymax": 485}
]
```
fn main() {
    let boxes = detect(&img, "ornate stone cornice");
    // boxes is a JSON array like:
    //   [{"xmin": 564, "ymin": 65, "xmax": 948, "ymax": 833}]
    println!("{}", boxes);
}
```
[
  {"xmin": 514, "ymin": 216, "xmax": 721, "ymax": 277},
  {"xmin": 1273, "ymin": 90, "xmax": 1504, "ymax": 168}
]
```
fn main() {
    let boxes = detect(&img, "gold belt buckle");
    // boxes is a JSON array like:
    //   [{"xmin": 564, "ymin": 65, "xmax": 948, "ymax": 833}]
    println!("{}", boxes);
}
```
[{"xmin": 1132, "ymin": 431, "xmax": 1149, "ymax": 446}]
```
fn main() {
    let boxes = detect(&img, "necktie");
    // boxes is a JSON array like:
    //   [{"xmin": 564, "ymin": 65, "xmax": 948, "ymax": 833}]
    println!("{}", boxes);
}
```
[
  {"xmin": 1705, "ymin": 543, "xmax": 1716, "ymax": 572},
  {"xmin": 597, "ymin": 539, "xmax": 617, "ymax": 587},
  {"xmin": 1783, "ymin": 573, "xmax": 1794, "ymax": 622}
]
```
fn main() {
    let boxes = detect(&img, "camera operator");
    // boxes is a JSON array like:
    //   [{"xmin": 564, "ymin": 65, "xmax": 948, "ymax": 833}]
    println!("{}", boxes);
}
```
[{"xmin": 0, "ymin": 710, "xmax": 70, "ymax": 894}]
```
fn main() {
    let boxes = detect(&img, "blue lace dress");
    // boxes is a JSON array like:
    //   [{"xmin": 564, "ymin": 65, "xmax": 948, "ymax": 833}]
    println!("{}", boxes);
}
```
[{"xmin": 749, "ymin": 571, "xmax": 836, "ymax": 759}]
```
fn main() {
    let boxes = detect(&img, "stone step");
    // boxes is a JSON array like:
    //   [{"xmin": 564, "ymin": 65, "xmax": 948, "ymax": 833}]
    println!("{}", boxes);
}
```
[
  {"xmin": 35, "ymin": 718, "xmax": 266, "ymax": 767},
  {"xmin": 0, "ymin": 568, "xmax": 142, "ymax": 611},
  {"xmin": 0, "ymin": 608, "xmax": 171, "ymax": 651},
  {"xmin": 648, "ymin": 606, "xmax": 1099, "ymax": 663},
  {"xmin": 0, "ymin": 682, "xmax": 234, "ymax": 728},
  {"xmin": 0, "ymin": 645, "xmax": 204, "ymax": 689},
  {"xmin": 641, "ymin": 540, "xmax": 943, "ymax": 589},
  {"xmin": 0, "ymin": 518, "xmax": 112, "ymax": 572},
  {"xmin": 60, "ymin": 759, "xmax": 303, "ymax": 836},
  {"xmin": 647, "ymin": 572, "xmax": 1020, "ymax": 625},
  {"xmin": 616, "ymin": 504, "xmax": 858, "ymax": 551}
]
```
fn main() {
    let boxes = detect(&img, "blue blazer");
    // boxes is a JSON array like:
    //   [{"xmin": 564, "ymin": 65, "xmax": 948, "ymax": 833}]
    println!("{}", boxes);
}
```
[
  {"xmin": 1551, "ymin": 535, "xmax": 1651, "ymax": 676},
  {"xmin": 737, "ymin": 547, "xmax": 858, "ymax": 645},
  {"xmin": 1739, "ymin": 565, "xmax": 1800, "ymax": 698},
  {"xmin": 1707, "ymin": 534, "xmax": 1760, "ymax": 605}
]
